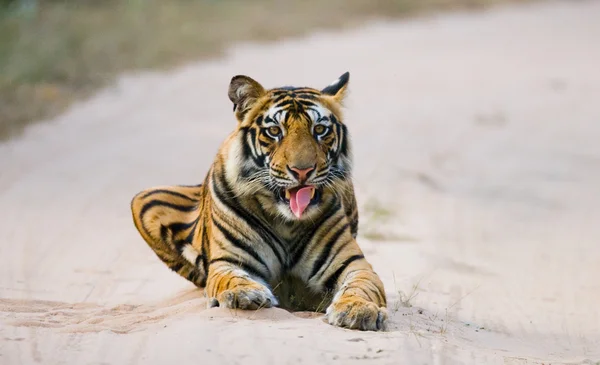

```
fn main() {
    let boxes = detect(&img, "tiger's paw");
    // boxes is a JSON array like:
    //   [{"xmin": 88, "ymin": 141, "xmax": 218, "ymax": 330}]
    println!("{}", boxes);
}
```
[
  {"xmin": 325, "ymin": 297, "xmax": 387, "ymax": 331},
  {"xmin": 214, "ymin": 284, "xmax": 278, "ymax": 310}
]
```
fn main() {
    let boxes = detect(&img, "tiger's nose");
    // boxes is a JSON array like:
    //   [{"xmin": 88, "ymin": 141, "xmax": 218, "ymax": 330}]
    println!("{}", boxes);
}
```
[{"xmin": 288, "ymin": 165, "xmax": 315, "ymax": 183}]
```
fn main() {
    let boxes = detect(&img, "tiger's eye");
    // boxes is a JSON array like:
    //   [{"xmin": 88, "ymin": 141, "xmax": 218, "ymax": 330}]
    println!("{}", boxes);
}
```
[
  {"xmin": 314, "ymin": 125, "xmax": 327, "ymax": 135},
  {"xmin": 268, "ymin": 126, "xmax": 281, "ymax": 136}
]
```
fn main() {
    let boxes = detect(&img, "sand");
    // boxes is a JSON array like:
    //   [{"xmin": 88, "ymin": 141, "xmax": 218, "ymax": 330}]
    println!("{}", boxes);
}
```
[{"xmin": 1, "ymin": 1, "xmax": 599, "ymax": 364}]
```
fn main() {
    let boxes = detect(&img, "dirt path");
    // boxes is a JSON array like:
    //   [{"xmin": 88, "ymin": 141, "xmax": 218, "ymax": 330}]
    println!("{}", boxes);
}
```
[{"xmin": 1, "ymin": 1, "xmax": 599, "ymax": 364}]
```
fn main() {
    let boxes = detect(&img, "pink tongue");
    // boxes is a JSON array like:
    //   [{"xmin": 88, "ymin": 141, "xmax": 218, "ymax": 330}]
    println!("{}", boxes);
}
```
[{"xmin": 289, "ymin": 187, "xmax": 314, "ymax": 218}]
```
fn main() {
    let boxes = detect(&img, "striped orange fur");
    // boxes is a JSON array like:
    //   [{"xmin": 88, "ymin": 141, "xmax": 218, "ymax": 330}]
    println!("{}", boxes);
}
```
[{"xmin": 131, "ymin": 72, "xmax": 387, "ymax": 330}]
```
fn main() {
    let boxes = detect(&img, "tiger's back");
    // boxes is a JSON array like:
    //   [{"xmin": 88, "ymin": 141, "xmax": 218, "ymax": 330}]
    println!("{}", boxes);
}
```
[{"xmin": 131, "ymin": 183, "xmax": 210, "ymax": 287}]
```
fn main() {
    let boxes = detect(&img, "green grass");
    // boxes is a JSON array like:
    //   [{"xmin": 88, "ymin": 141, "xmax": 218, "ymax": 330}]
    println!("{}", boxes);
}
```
[{"xmin": 0, "ymin": 0, "xmax": 538, "ymax": 139}]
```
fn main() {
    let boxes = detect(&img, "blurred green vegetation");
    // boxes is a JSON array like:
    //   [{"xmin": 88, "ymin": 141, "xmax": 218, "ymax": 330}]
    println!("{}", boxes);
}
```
[{"xmin": 0, "ymin": 0, "xmax": 536, "ymax": 139}]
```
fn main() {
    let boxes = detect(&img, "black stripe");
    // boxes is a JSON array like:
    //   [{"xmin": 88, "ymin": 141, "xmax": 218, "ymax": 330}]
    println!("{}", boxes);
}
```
[
  {"xmin": 275, "ymin": 99, "xmax": 294, "ymax": 108},
  {"xmin": 298, "ymin": 89, "xmax": 320, "ymax": 94},
  {"xmin": 339, "ymin": 124, "xmax": 348, "ymax": 157},
  {"xmin": 323, "ymin": 255, "xmax": 365, "ymax": 291},
  {"xmin": 240, "ymin": 164, "xmax": 259, "ymax": 179},
  {"xmin": 160, "ymin": 225, "xmax": 169, "ymax": 245},
  {"xmin": 140, "ymin": 200, "xmax": 197, "ymax": 241},
  {"xmin": 185, "ymin": 218, "xmax": 199, "ymax": 243},
  {"xmin": 212, "ymin": 208, "xmax": 256, "ymax": 244},
  {"xmin": 271, "ymin": 167, "xmax": 286, "ymax": 176},
  {"xmin": 168, "ymin": 221, "xmax": 196, "ymax": 237},
  {"xmin": 173, "ymin": 239, "xmax": 188, "ymax": 252},
  {"xmin": 298, "ymin": 95, "xmax": 317, "ymax": 102},
  {"xmin": 211, "ymin": 170, "xmax": 286, "ymax": 265},
  {"xmin": 187, "ymin": 270, "xmax": 199, "ymax": 283},
  {"xmin": 273, "ymin": 93, "xmax": 291, "ymax": 103},
  {"xmin": 239, "ymin": 127, "xmax": 267, "ymax": 168},
  {"xmin": 299, "ymin": 100, "xmax": 317, "ymax": 109},
  {"xmin": 315, "ymin": 170, "xmax": 329, "ymax": 178},
  {"xmin": 310, "ymin": 108, "xmax": 322, "ymax": 119},
  {"xmin": 141, "ymin": 189, "xmax": 198, "ymax": 202},
  {"xmin": 140, "ymin": 200, "xmax": 197, "ymax": 218},
  {"xmin": 321, "ymin": 238, "xmax": 352, "ymax": 277},
  {"xmin": 286, "ymin": 106, "xmax": 300, "ymax": 122},
  {"xmin": 240, "ymin": 128, "xmax": 256, "ymax": 161},
  {"xmin": 200, "ymin": 223, "xmax": 210, "ymax": 277},
  {"xmin": 350, "ymin": 220, "xmax": 358, "ymax": 238},
  {"xmin": 248, "ymin": 128, "xmax": 266, "ymax": 166},
  {"xmin": 247, "ymin": 128, "xmax": 258, "ymax": 158},
  {"xmin": 213, "ymin": 197, "xmax": 286, "ymax": 267},
  {"xmin": 289, "ymin": 202, "xmax": 341, "ymax": 268},
  {"xmin": 170, "ymin": 262, "xmax": 184, "ymax": 273},
  {"xmin": 309, "ymin": 223, "xmax": 350, "ymax": 279},
  {"xmin": 195, "ymin": 253, "xmax": 204, "ymax": 268},
  {"xmin": 289, "ymin": 88, "xmax": 319, "ymax": 94},
  {"xmin": 212, "ymin": 218, "xmax": 270, "ymax": 276},
  {"xmin": 209, "ymin": 257, "xmax": 269, "ymax": 284},
  {"xmin": 213, "ymin": 161, "xmax": 275, "ymax": 238},
  {"xmin": 332, "ymin": 123, "xmax": 340, "ymax": 153}
]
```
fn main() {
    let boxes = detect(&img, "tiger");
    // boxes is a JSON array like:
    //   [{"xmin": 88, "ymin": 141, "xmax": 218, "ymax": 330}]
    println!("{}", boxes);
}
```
[{"xmin": 130, "ymin": 72, "xmax": 387, "ymax": 331}]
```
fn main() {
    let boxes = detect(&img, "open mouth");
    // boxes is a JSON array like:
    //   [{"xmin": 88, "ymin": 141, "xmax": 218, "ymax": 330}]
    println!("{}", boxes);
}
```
[{"xmin": 278, "ymin": 185, "xmax": 321, "ymax": 218}]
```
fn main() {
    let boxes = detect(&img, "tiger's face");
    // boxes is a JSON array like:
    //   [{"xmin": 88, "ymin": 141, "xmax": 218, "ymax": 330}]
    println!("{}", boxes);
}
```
[{"xmin": 227, "ymin": 73, "xmax": 352, "ymax": 221}]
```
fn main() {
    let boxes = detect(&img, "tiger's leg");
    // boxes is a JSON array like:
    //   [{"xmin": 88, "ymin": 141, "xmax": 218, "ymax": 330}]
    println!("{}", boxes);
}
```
[
  {"xmin": 130, "ymin": 185, "xmax": 207, "ymax": 287},
  {"xmin": 205, "ymin": 259, "xmax": 278, "ymax": 310},
  {"xmin": 295, "ymin": 214, "xmax": 387, "ymax": 331},
  {"xmin": 323, "ymin": 251, "xmax": 388, "ymax": 331}
]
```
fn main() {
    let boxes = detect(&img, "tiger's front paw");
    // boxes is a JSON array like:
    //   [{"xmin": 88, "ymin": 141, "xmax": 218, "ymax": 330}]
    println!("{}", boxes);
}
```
[
  {"xmin": 325, "ymin": 297, "xmax": 387, "ymax": 331},
  {"xmin": 215, "ymin": 284, "xmax": 278, "ymax": 310}
]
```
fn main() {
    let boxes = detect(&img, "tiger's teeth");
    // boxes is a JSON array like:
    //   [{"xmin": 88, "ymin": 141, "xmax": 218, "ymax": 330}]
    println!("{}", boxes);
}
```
[
  {"xmin": 285, "ymin": 190, "xmax": 291, "ymax": 200},
  {"xmin": 310, "ymin": 188, "xmax": 315, "ymax": 199}
]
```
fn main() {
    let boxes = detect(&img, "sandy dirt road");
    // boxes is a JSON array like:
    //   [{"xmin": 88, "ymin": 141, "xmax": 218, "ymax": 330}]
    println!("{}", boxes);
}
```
[{"xmin": 1, "ymin": 1, "xmax": 600, "ymax": 364}]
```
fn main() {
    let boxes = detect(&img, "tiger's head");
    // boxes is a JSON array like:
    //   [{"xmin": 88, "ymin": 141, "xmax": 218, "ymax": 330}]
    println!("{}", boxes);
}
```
[{"xmin": 225, "ymin": 72, "xmax": 352, "ymax": 221}]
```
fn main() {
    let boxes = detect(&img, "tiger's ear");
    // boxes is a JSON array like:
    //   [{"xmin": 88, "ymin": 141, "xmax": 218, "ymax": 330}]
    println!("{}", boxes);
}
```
[
  {"xmin": 228, "ymin": 75, "xmax": 266, "ymax": 122},
  {"xmin": 321, "ymin": 72, "xmax": 349, "ymax": 103}
]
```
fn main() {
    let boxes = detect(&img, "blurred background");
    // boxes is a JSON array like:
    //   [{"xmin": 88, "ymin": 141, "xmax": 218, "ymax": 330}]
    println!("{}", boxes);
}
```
[
  {"xmin": 0, "ymin": 0, "xmax": 533, "ymax": 140},
  {"xmin": 1, "ymin": 0, "xmax": 600, "ymax": 363}
]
